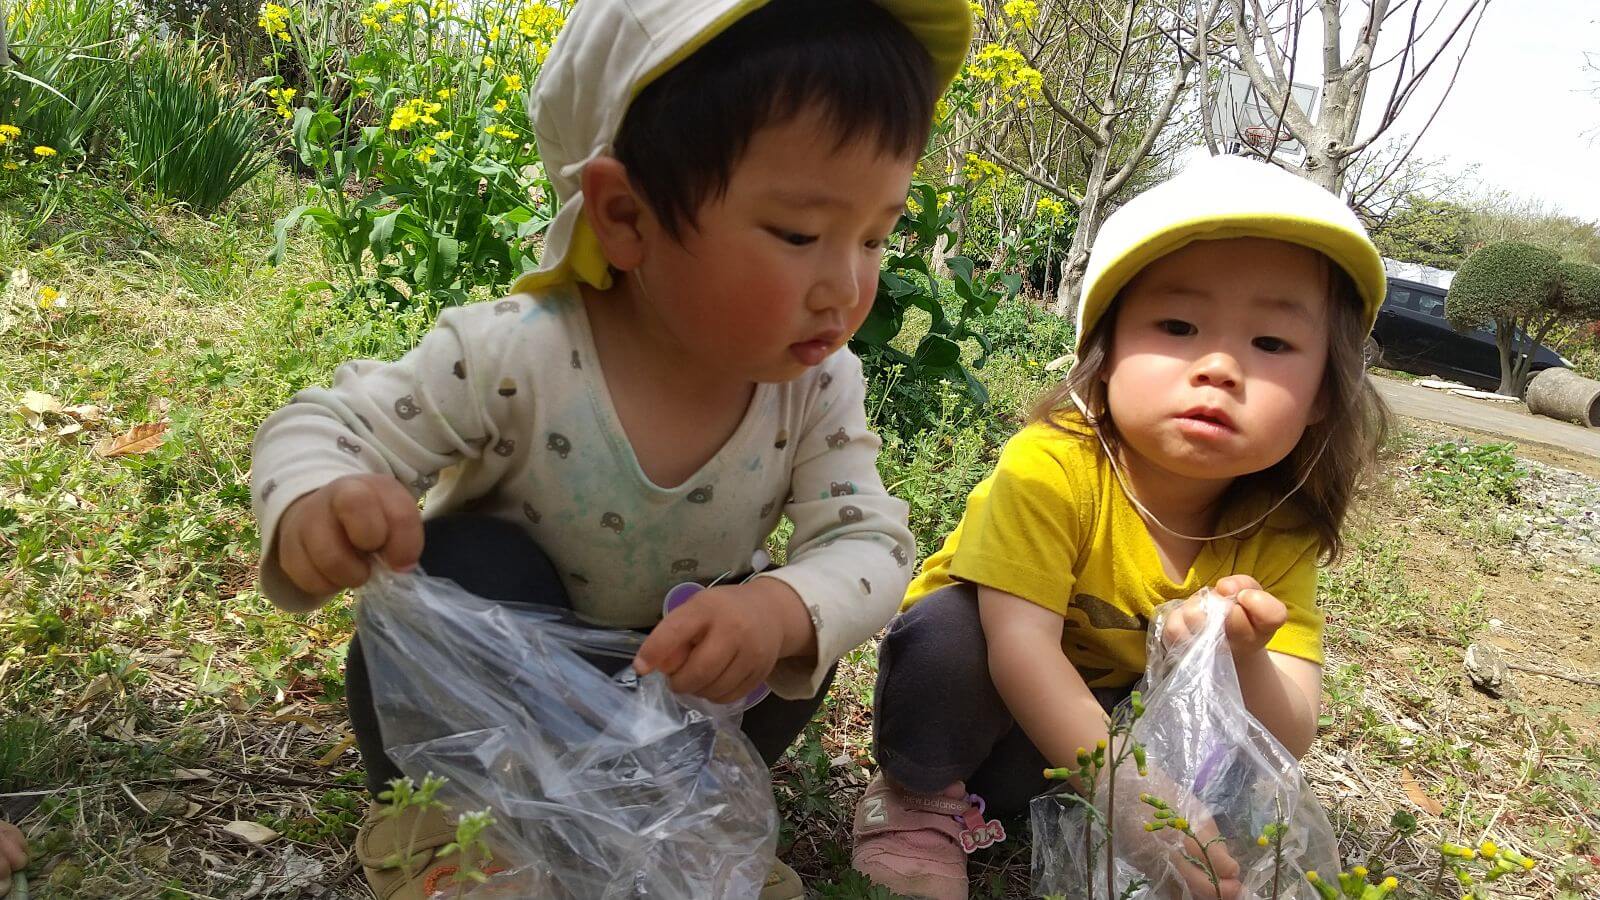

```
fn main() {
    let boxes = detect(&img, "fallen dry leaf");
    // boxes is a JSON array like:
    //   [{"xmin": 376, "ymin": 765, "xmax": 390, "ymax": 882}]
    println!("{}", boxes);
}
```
[
  {"xmin": 57, "ymin": 421, "xmax": 83, "ymax": 437},
  {"xmin": 316, "ymin": 733, "xmax": 357, "ymax": 767},
  {"xmin": 21, "ymin": 390, "xmax": 62, "ymax": 415},
  {"xmin": 223, "ymin": 820, "xmax": 281, "ymax": 846},
  {"xmin": 1400, "ymin": 768, "xmax": 1445, "ymax": 815},
  {"xmin": 64, "ymin": 404, "xmax": 103, "ymax": 422},
  {"xmin": 93, "ymin": 421, "xmax": 169, "ymax": 457}
]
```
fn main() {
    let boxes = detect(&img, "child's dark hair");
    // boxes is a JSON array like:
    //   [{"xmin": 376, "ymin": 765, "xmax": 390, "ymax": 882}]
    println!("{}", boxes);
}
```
[
  {"xmin": 613, "ymin": 0, "xmax": 938, "ymax": 239},
  {"xmin": 1033, "ymin": 259, "xmax": 1390, "ymax": 561}
]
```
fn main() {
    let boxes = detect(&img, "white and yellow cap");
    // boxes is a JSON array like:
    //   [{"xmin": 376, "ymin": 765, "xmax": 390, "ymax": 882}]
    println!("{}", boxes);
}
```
[
  {"xmin": 512, "ymin": 0, "xmax": 973, "ymax": 296},
  {"xmin": 1074, "ymin": 155, "xmax": 1386, "ymax": 350}
]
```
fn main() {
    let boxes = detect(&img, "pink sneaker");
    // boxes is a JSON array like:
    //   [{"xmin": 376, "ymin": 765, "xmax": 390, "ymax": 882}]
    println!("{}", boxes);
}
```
[{"xmin": 851, "ymin": 774, "xmax": 995, "ymax": 900}]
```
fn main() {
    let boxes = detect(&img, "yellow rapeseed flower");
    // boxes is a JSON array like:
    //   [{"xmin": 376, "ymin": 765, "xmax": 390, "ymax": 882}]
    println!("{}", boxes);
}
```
[
  {"xmin": 493, "ymin": 98, "xmax": 508, "ymax": 113},
  {"xmin": 388, "ymin": 11, "xmax": 405, "ymax": 24},
  {"xmin": 414, "ymin": 145, "xmax": 437, "ymax": 163},
  {"xmin": 434, "ymin": 129, "xmax": 454, "ymax": 141},
  {"xmin": 437, "ymin": 88, "xmax": 454, "ymax": 99},
  {"xmin": 483, "ymin": 54, "xmax": 496, "ymax": 70},
  {"xmin": 33, "ymin": 145, "xmax": 57, "ymax": 158},
  {"xmin": 503, "ymin": 73, "xmax": 522, "ymax": 92},
  {"xmin": 258, "ymin": 2, "xmax": 290, "ymax": 40},
  {"xmin": 488, "ymin": 25, "xmax": 501, "ymax": 41}
]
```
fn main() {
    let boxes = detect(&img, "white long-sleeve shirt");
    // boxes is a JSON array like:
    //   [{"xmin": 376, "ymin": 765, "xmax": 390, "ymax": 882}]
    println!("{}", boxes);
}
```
[{"xmin": 249, "ymin": 285, "xmax": 915, "ymax": 698}]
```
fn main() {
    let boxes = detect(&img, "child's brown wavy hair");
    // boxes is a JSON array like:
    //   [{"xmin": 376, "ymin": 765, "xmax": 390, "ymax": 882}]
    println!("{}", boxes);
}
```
[{"xmin": 1031, "ymin": 260, "xmax": 1390, "ymax": 562}]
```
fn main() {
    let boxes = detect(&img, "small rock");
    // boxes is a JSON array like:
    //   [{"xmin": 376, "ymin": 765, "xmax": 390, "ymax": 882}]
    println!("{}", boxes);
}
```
[
  {"xmin": 223, "ymin": 820, "xmax": 280, "ymax": 846},
  {"xmin": 1465, "ymin": 642, "xmax": 1513, "ymax": 699}
]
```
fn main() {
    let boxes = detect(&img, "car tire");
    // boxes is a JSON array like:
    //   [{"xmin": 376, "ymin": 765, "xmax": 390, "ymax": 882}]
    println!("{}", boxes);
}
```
[{"xmin": 1363, "ymin": 337, "xmax": 1385, "ymax": 369}]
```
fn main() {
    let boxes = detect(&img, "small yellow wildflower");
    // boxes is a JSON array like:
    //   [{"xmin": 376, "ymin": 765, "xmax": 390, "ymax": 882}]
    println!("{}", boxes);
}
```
[
  {"xmin": 434, "ymin": 129, "xmax": 454, "ymax": 141},
  {"xmin": 268, "ymin": 86, "xmax": 297, "ymax": 119},
  {"xmin": 1171, "ymin": 818, "xmax": 1188, "ymax": 831},
  {"xmin": 1381, "ymin": 878, "xmax": 1398, "ymax": 891},
  {"xmin": 483, "ymin": 54, "xmax": 496, "ymax": 70},
  {"xmin": 437, "ymin": 88, "xmax": 454, "ymax": 100},
  {"xmin": 0, "ymin": 124, "xmax": 20, "ymax": 139},
  {"xmin": 1256, "ymin": 835, "xmax": 1269, "ymax": 847},
  {"xmin": 1478, "ymin": 840, "xmax": 1498, "ymax": 858},
  {"xmin": 488, "ymin": 25, "xmax": 501, "ymax": 41},
  {"xmin": 503, "ymin": 73, "xmax": 522, "ymax": 92},
  {"xmin": 388, "ymin": 11, "xmax": 405, "ymax": 24},
  {"xmin": 1352, "ymin": 866, "xmax": 1368, "ymax": 878},
  {"xmin": 414, "ymin": 145, "xmax": 437, "ymax": 163},
  {"xmin": 493, "ymin": 98, "xmax": 509, "ymax": 113},
  {"xmin": 38, "ymin": 286, "xmax": 60, "ymax": 309},
  {"xmin": 1, "ymin": 162, "xmax": 18, "ymax": 171},
  {"xmin": 33, "ymin": 145, "xmax": 57, "ymax": 158},
  {"xmin": 258, "ymin": 2, "xmax": 291, "ymax": 40},
  {"xmin": 360, "ymin": 11, "xmax": 380, "ymax": 29}
]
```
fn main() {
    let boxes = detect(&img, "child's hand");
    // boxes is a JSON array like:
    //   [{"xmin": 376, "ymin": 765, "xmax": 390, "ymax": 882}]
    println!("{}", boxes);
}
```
[
  {"xmin": 1109, "ymin": 763, "xmax": 1243, "ymax": 899},
  {"xmin": 1163, "ymin": 575, "xmax": 1287, "ymax": 659},
  {"xmin": 633, "ymin": 579, "xmax": 815, "ymax": 704},
  {"xmin": 275, "ymin": 474, "xmax": 424, "ymax": 597},
  {"xmin": 0, "ymin": 820, "xmax": 28, "ymax": 891}
]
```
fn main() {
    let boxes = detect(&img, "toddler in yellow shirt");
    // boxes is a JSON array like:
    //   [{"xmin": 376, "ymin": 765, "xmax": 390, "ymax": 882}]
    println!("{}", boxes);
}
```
[{"xmin": 852, "ymin": 156, "xmax": 1392, "ymax": 900}]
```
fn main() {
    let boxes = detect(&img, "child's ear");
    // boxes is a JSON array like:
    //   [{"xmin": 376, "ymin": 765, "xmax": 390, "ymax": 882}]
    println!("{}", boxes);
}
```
[{"xmin": 580, "ymin": 156, "xmax": 648, "ymax": 272}]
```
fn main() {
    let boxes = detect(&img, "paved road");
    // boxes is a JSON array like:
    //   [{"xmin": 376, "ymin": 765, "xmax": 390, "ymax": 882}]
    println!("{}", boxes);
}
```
[{"xmin": 1373, "ymin": 376, "xmax": 1600, "ymax": 459}]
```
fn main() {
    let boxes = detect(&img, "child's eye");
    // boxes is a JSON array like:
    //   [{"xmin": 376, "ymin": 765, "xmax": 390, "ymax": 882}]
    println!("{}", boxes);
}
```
[
  {"xmin": 1158, "ymin": 319, "xmax": 1196, "ymax": 336},
  {"xmin": 865, "ymin": 236, "xmax": 890, "ymax": 250},
  {"xmin": 769, "ymin": 228, "xmax": 817, "ymax": 246},
  {"xmin": 1253, "ymin": 336, "xmax": 1292, "ymax": 353}
]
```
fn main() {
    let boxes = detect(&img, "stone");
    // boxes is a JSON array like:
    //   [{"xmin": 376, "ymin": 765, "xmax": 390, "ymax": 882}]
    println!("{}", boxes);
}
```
[{"xmin": 1464, "ymin": 642, "xmax": 1514, "ymax": 699}]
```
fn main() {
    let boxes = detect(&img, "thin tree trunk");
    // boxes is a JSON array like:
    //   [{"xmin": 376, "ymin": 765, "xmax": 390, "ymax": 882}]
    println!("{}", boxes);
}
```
[
  {"xmin": 1053, "ymin": 146, "xmax": 1112, "ymax": 316},
  {"xmin": 1495, "ymin": 322, "xmax": 1517, "ymax": 397}
]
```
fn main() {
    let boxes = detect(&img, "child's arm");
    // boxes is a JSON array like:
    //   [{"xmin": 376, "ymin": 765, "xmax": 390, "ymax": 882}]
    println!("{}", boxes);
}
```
[
  {"xmin": 977, "ymin": 586, "xmax": 1112, "ymax": 766},
  {"xmin": 251, "ymin": 303, "xmax": 520, "ymax": 611}
]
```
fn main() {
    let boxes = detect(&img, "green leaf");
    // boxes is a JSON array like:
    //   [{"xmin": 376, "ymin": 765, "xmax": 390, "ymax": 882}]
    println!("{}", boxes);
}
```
[
  {"xmin": 270, "ymin": 205, "xmax": 311, "ymax": 265},
  {"xmin": 369, "ymin": 206, "xmax": 409, "ymax": 263},
  {"xmin": 913, "ymin": 333, "xmax": 961, "ymax": 370}
]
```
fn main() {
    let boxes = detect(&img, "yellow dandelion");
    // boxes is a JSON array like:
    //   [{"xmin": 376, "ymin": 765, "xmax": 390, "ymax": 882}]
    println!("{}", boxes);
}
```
[
  {"xmin": 38, "ymin": 286, "xmax": 60, "ymax": 309},
  {"xmin": 2, "ymin": 162, "xmax": 18, "ymax": 171},
  {"xmin": 0, "ymin": 124, "xmax": 20, "ymax": 139},
  {"xmin": 33, "ymin": 145, "xmax": 57, "ymax": 158}
]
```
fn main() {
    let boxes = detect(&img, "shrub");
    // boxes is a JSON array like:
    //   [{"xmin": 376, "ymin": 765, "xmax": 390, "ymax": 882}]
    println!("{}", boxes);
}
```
[{"xmin": 121, "ymin": 40, "xmax": 273, "ymax": 213}]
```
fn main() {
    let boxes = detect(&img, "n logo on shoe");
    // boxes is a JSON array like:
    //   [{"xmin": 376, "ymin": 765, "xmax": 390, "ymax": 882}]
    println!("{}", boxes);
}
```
[{"xmin": 864, "ymin": 797, "xmax": 888, "ymax": 825}]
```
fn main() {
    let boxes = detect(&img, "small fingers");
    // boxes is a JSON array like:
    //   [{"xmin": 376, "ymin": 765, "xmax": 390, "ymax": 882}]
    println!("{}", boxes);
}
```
[
  {"xmin": 305, "ymin": 511, "xmax": 370, "ymax": 590},
  {"xmin": 331, "ymin": 479, "xmax": 389, "ymax": 554},
  {"xmin": 1215, "ymin": 574, "xmax": 1262, "ymax": 597},
  {"xmin": 0, "ymin": 821, "xmax": 27, "ymax": 872},
  {"xmin": 375, "ymin": 481, "xmax": 425, "ymax": 571},
  {"xmin": 279, "ymin": 520, "xmax": 338, "ymax": 597},
  {"xmin": 669, "ymin": 634, "xmax": 738, "ymax": 698},
  {"xmin": 635, "ymin": 605, "xmax": 708, "ymax": 677}
]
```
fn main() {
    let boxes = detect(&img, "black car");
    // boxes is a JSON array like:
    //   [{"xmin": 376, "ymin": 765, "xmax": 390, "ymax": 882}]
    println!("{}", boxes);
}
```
[{"xmin": 1368, "ymin": 276, "xmax": 1570, "ymax": 391}]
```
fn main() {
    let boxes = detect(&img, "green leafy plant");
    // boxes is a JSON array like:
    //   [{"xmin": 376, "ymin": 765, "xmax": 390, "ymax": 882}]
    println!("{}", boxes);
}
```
[
  {"xmin": 121, "ymin": 39, "xmax": 273, "ymax": 212},
  {"xmin": 1416, "ymin": 441, "xmax": 1525, "ymax": 507},
  {"xmin": 852, "ymin": 177, "xmax": 1020, "ymax": 426},
  {"xmin": 0, "ymin": 0, "xmax": 127, "ymax": 160},
  {"xmin": 262, "ymin": 0, "xmax": 566, "ymax": 307}
]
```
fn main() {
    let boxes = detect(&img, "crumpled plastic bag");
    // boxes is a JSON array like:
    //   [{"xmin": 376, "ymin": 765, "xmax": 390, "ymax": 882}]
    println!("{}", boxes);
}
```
[
  {"xmin": 356, "ymin": 564, "xmax": 778, "ymax": 899},
  {"xmin": 1032, "ymin": 589, "xmax": 1340, "ymax": 899}
]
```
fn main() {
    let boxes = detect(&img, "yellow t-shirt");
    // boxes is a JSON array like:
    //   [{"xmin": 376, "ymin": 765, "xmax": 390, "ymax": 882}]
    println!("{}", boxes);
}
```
[{"xmin": 904, "ymin": 416, "xmax": 1325, "ymax": 688}]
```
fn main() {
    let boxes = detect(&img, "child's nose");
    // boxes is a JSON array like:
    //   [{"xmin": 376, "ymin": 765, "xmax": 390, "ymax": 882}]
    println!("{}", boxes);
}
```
[
  {"xmin": 807, "ymin": 252, "xmax": 864, "ymax": 312},
  {"xmin": 1190, "ymin": 352, "xmax": 1241, "ymax": 389}
]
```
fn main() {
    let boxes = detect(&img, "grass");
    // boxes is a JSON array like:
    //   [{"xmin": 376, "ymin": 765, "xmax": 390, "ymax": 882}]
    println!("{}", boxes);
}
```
[{"xmin": 3, "ymin": 170, "xmax": 1598, "ymax": 898}]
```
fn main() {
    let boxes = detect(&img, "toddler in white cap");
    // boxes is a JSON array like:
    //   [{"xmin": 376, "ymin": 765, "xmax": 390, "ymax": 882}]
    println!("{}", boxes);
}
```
[{"xmin": 247, "ymin": 1, "xmax": 972, "ymax": 897}]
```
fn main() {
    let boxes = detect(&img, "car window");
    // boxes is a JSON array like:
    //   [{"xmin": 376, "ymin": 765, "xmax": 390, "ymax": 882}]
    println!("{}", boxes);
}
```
[
  {"xmin": 1419, "ymin": 296, "xmax": 1446, "ymax": 318},
  {"xmin": 1387, "ymin": 287, "xmax": 1421, "ymax": 311}
]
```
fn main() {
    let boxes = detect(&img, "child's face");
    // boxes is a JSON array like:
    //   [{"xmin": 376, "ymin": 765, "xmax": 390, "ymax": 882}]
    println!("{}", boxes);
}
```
[
  {"xmin": 1104, "ymin": 237, "xmax": 1331, "ymax": 484},
  {"xmin": 633, "ymin": 110, "xmax": 916, "ymax": 383}
]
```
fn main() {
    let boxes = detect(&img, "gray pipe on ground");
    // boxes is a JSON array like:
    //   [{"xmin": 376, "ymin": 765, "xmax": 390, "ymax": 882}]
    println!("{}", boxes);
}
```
[{"xmin": 1526, "ymin": 367, "xmax": 1600, "ymax": 428}]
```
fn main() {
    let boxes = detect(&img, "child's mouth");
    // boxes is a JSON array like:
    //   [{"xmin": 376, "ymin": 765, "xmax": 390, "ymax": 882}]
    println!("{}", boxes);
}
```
[
  {"xmin": 789, "ymin": 335, "xmax": 839, "ymax": 366},
  {"xmin": 1175, "ymin": 408, "xmax": 1237, "ymax": 437}
]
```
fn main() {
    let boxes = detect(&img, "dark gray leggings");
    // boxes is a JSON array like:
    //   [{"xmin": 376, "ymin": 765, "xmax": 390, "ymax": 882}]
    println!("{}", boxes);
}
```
[
  {"xmin": 873, "ymin": 582, "xmax": 1127, "ymax": 819},
  {"xmin": 345, "ymin": 514, "xmax": 835, "ymax": 795}
]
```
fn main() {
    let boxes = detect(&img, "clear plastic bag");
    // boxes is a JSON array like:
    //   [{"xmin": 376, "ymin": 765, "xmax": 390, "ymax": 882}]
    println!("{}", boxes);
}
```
[
  {"xmin": 1032, "ymin": 589, "xmax": 1340, "ymax": 900},
  {"xmin": 356, "ymin": 564, "xmax": 778, "ymax": 899}
]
